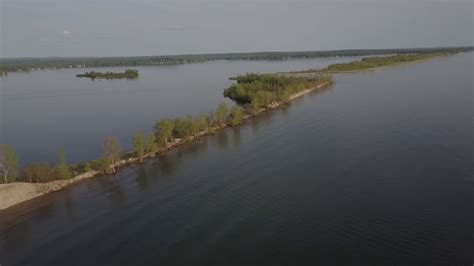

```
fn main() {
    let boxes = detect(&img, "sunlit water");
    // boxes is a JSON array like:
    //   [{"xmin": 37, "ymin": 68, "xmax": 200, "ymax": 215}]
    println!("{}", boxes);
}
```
[{"xmin": 0, "ymin": 53, "xmax": 473, "ymax": 265}]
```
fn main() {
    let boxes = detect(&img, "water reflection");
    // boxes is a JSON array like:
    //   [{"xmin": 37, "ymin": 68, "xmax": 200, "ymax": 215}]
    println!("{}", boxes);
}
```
[
  {"xmin": 96, "ymin": 176, "xmax": 126, "ymax": 208},
  {"xmin": 216, "ymin": 130, "xmax": 229, "ymax": 150},
  {"xmin": 232, "ymin": 127, "xmax": 241, "ymax": 147},
  {"xmin": 135, "ymin": 165, "xmax": 152, "ymax": 191},
  {"xmin": 176, "ymin": 138, "xmax": 209, "ymax": 159},
  {"xmin": 0, "ymin": 200, "xmax": 56, "ymax": 255},
  {"xmin": 62, "ymin": 188, "xmax": 75, "ymax": 219},
  {"xmin": 155, "ymin": 156, "xmax": 177, "ymax": 177},
  {"xmin": 1, "ymin": 219, "xmax": 29, "ymax": 253}
]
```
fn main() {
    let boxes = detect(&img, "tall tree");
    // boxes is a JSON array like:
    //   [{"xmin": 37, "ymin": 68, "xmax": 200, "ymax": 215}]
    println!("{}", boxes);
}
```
[
  {"xmin": 57, "ymin": 150, "xmax": 71, "ymax": 179},
  {"xmin": 103, "ymin": 136, "xmax": 122, "ymax": 173},
  {"xmin": 0, "ymin": 145, "xmax": 19, "ymax": 184},
  {"xmin": 196, "ymin": 114, "xmax": 208, "ymax": 132},
  {"xmin": 145, "ymin": 133, "xmax": 157, "ymax": 153},
  {"xmin": 230, "ymin": 106, "xmax": 244, "ymax": 126},
  {"xmin": 207, "ymin": 112, "xmax": 216, "ymax": 132},
  {"xmin": 132, "ymin": 131, "xmax": 146, "ymax": 162},
  {"xmin": 154, "ymin": 118, "xmax": 175, "ymax": 145},
  {"xmin": 215, "ymin": 103, "xmax": 229, "ymax": 128}
]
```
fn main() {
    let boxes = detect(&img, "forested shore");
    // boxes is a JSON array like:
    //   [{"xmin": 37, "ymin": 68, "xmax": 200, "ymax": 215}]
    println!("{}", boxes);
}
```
[{"xmin": 1, "ymin": 46, "xmax": 472, "ymax": 74}]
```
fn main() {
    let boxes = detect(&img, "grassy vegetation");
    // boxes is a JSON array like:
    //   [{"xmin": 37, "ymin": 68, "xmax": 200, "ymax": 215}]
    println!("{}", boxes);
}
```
[
  {"xmin": 1, "ymin": 47, "xmax": 472, "ymax": 74},
  {"xmin": 76, "ymin": 69, "xmax": 139, "ymax": 79}
]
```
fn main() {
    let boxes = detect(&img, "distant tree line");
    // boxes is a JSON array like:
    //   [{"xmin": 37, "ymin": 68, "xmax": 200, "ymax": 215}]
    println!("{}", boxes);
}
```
[
  {"xmin": 1, "ymin": 47, "xmax": 472, "ymax": 74},
  {"xmin": 320, "ymin": 52, "xmax": 449, "ymax": 72}
]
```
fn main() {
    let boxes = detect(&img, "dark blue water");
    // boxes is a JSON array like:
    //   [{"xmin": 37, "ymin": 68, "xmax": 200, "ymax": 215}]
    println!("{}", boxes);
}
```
[{"xmin": 0, "ymin": 53, "xmax": 473, "ymax": 265}]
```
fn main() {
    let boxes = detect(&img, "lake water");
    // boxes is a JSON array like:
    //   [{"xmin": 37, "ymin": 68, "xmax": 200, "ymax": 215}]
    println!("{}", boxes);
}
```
[
  {"xmin": 1, "ymin": 57, "xmax": 360, "ymax": 165},
  {"xmin": 0, "ymin": 53, "xmax": 473, "ymax": 265}
]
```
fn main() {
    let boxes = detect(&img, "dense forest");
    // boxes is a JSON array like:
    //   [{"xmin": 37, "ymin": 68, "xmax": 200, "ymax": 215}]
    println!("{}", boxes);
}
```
[
  {"xmin": 224, "ymin": 73, "xmax": 332, "ymax": 110},
  {"xmin": 76, "ymin": 69, "xmax": 139, "ymax": 79},
  {"xmin": 1, "ymin": 47, "xmax": 472, "ymax": 74}
]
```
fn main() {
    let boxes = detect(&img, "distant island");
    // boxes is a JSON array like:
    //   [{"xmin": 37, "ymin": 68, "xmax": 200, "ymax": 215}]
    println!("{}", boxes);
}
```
[{"xmin": 76, "ymin": 69, "xmax": 139, "ymax": 79}]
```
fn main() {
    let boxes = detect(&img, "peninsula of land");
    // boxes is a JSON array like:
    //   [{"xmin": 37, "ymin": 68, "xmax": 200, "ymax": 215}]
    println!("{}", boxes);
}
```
[{"xmin": 0, "ymin": 50, "xmax": 464, "ymax": 210}]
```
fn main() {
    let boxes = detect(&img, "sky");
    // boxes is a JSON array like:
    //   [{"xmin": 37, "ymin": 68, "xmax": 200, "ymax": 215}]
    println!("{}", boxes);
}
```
[{"xmin": 0, "ymin": 0, "xmax": 473, "ymax": 57}]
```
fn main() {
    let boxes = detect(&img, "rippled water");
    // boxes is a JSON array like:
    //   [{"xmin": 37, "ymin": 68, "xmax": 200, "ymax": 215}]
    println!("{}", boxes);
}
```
[{"xmin": 0, "ymin": 53, "xmax": 473, "ymax": 265}]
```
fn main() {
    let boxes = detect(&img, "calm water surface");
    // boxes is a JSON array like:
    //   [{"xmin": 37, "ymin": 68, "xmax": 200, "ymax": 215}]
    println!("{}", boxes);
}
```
[
  {"xmin": 0, "ymin": 57, "xmax": 359, "ymax": 164},
  {"xmin": 0, "ymin": 53, "xmax": 473, "ymax": 265}
]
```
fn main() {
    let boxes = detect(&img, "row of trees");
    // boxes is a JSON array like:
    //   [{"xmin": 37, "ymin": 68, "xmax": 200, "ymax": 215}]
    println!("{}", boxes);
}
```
[
  {"xmin": 1, "ymin": 71, "xmax": 333, "ymax": 184},
  {"xmin": 0, "ymin": 102, "xmax": 247, "ymax": 183},
  {"xmin": 153, "ymin": 103, "xmax": 245, "ymax": 144}
]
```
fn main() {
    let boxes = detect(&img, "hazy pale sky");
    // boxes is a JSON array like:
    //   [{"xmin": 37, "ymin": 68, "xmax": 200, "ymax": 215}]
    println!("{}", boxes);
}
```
[{"xmin": 1, "ymin": 0, "xmax": 473, "ymax": 57}]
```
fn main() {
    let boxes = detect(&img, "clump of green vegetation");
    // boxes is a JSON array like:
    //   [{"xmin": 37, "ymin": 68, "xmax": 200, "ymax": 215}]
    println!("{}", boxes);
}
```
[
  {"xmin": 223, "ymin": 73, "xmax": 332, "ymax": 109},
  {"xmin": 20, "ymin": 151, "xmax": 71, "ymax": 183},
  {"xmin": 132, "ymin": 132, "xmax": 157, "ymax": 162},
  {"xmin": 76, "ymin": 69, "xmax": 139, "ymax": 79},
  {"xmin": 321, "ymin": 53, "xmax": 447, "ymax": 73}
]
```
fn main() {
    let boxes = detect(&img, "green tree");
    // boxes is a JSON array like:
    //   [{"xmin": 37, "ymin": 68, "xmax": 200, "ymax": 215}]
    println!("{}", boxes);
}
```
[
  {"xmin": 249, "ymin": 98, "xmax": 261, "ymax": 114},
  {"xmin": 132, "ymin": 131, "xmax": 146, "ymax": 162},
  {"xmin": 21, "ymin": 163, "xmax": 53, "ymax": 183},
  {"xmin": 185, "ymin": 115, "xmax": 198, "ymax": 137},
  {"xmin": 103, "ymin": 136, "xmax": 122, "ymax": 173},
  {"xmin": 0, "ymin": 145, "xmax": 19, "ymax": 184},
  {"xmin": 57, "ymin": 150, "xmax": 71, "ymax": 179},
  {"xmin": 145, "ymin": 133, "xmax": 157, "ymax": 153},
  {"xmin": 207, "ymin": 112, "xmax": 216, "ymax": 131},
  {"xmin": 196, "ymin": 114, "xmax": 208, "ymax": 132},
  {"xmin": 154, "ymin": 118, "xmax": 175, "ymax": 145},
  {"xmin": 215, "ymin": 103, "xmax": 229, "ymax": 128},
  {"xmin": 230, "ymin": 106, "xmax": 244, "ymax": 126},
  {"xmin": 173, "ymin": 118, "xmax": 186, "ymax": 138}
]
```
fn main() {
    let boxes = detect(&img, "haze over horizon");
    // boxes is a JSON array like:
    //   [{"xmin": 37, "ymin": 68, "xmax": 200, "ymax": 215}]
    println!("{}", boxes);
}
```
[{"xmin": 1, "ymin": 0, "xmax": 473, "ymax": 58}]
